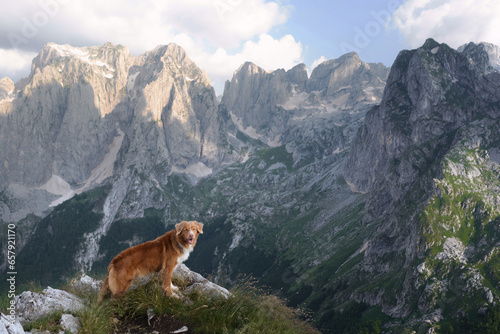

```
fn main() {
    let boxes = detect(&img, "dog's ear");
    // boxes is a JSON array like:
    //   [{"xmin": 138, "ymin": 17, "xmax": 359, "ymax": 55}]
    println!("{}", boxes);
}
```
[
  {"xmin": 175, "ymin": 221, "xmax": 187, "ymax": 235},
  {"xmin": 196, "ymin": 222, "xmax": 204, "ymax": 234}
]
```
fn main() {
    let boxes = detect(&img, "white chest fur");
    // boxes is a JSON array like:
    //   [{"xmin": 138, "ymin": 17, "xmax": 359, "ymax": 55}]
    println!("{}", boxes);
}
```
[{"xmin": 176, "ymin": 245, "xmax": 192, "ymax": 265}]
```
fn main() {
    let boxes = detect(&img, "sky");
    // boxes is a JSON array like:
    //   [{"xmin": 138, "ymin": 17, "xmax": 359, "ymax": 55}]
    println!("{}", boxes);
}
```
[{"xmin": 1, "ymin": 0, "xmax": 500, "ymax": 95}]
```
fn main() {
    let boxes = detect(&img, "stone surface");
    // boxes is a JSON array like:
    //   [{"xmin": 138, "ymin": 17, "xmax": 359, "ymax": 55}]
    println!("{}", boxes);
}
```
[
  {"xmin": 70, "ymin": 274, "xmax": 103, "ymax": 295},
  {"xmin": 173, "ymin": 264, "xmax": 232, "ymax": 300},
  {"xmin": 59, "ymin": 314, "xmax": 80, "ymax": 334},
  {"xmin": 0, "ymin": 77, "xmax": 14, "ymax": 101},
  {"xmin": 15, "ymin": 287, "xmax": 84, "ymax": 324},
  {"xmin": 221, "ymin": 52, "xmax": 389, "ymax": 158},
  {"xmin": 343, "ymin": 38, "xmax": 500, "ymax": 317},
  {"xmin": 0, "ymin": 313, "xmax": 25, "ymax": 334}
]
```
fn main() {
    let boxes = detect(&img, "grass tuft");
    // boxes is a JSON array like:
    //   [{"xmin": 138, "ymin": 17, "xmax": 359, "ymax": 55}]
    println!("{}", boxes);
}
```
[
  {"xmin": 69, "ymin": 275, "xmax": 319, "ymax": 334},
  {"xmin": 22, "ymin": 311, "xmax": 64, "ymax": 333}
]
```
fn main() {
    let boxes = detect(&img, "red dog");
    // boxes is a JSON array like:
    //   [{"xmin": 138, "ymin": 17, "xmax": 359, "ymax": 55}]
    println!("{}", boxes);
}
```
[{"xmin": 98, "ymin": 220, "xmax": 203, "ymax": 302}]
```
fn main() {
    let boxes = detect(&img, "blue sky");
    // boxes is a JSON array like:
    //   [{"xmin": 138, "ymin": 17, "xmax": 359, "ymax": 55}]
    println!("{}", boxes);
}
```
[
  {"xmin": 1, "ymin": 0, "xmax": 499, "ymax": 94},
  {"xmin": 280, "ymin": 0, "xmax": 406, "ymax": 67}
]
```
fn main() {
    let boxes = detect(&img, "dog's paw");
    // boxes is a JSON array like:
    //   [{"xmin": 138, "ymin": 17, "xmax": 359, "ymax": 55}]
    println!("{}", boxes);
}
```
[{"xmin": 171, "ymin": 283, "xmax": 180, "ymax": 292}]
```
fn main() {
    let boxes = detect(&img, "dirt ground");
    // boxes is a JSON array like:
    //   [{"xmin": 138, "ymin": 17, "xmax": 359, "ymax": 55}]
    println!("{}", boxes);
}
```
[{"xmin": 113, "ymin": 313, "xmax": 203, "ymax": 334}]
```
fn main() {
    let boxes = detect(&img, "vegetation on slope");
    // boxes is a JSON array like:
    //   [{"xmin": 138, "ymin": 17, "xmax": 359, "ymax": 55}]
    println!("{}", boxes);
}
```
[
  {"xmin": 18, "ymin": 276, "xmax": 320, "ymax": 334},
  {"xmin": 0, "ymin": 185, "xmax": 111, "ymax": 295},
  {"xmin": 418, "ymin": 131, "xmax": 500, "ymax": 330}
]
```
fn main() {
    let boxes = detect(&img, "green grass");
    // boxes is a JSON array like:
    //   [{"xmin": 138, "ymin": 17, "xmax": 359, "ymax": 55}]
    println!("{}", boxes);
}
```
[
  {"xmin": 68, "ymin": 275, "xmax": 320, "ymax": 334},
  {"xmin": 22, "ymin": 311, "xmax": 66, "ymax": 333}
]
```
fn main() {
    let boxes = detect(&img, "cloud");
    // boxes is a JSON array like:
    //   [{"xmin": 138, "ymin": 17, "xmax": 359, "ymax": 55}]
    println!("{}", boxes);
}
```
[
  {"xmin": 0, "ymin": 49, "xmax": 37, "ymax": 80},
  {"xmin": 392, "ymin": 0, "xmax": 500, "ymax": 48},
  {"xmin": 0, "ymin": 0, "xmax": 290, "ymax": 54},
  {"xmin": 162, "ymin": 0, "xmax": 289, "ymax": 48},
  {"xmin": 0, "ymin": 0, "xmax": 297, "ymax": 90},
  {"xmin": 190, "ymin": 34, "xmax": 303, "ymax": 93}
]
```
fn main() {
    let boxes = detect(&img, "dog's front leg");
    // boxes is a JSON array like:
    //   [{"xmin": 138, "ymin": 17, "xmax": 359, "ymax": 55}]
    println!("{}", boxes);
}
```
[{"xmin": 161, "ymin": 260, "xmax": 175, "ymax": 296}]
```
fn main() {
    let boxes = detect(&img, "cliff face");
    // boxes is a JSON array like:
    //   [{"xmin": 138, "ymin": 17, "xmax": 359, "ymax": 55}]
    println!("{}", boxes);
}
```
[
  {"xmin": 343, "ymin": 39, "xmax": 500, "ymax": 319},
  {"xmin": 345, "ymin": 39, "xmax": 500, "ymax": 197},
  {"xmin": 127, "ymin": 44, "xmax": 224, "ymax": 169},
  {"xmin": 221, "ymin": 53, "xmax": 389, "ymax": 165},
  {"xmin": 0, "ymin": 43, "xmax": 132, "ymax": 189},
  {"xmin": 0, "ymin": 42, "xmax": 237, "ymax": 223}
]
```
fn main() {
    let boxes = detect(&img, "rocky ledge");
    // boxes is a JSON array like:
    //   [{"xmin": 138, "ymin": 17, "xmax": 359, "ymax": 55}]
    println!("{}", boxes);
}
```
[{"xmin": 0, "ymin": 264, "xmax": 230, "ymax": 334}]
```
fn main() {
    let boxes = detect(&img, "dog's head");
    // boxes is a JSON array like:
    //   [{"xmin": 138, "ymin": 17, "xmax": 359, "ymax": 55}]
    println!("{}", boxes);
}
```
[{"xmin": 175, "ymin": 220, "xmax": 203, "ymax": 248}]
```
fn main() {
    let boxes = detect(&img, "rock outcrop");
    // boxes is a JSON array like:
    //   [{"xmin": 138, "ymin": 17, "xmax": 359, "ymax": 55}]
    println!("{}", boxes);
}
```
[
  {"xmin": 173, "ymin": 264, "xmax": 231, "ymax": 300},
  {"xmin": 0, "ymin": 43, "xmax": 133, "ymax": 190},
  {"xmin": 15, "ymin": 287, "xmax": 85, "ymax": 324},
  {"xmin": 0, "ymin": 77, "xmax": 14, "ymax": 101},
  {"xmin": 0, "ymin": 313, "xmax": 24, "ymax": 334},
  {"xmin": 343, "ymin": 39, "xmax": 500, "ymax": 318},
  {"xmin": 0, "ymin": 265, "xmax": 230, "ymax": 334},
  {"xmin": 345, "ymin": 38, "xmax": 500, "ymax": 199}
]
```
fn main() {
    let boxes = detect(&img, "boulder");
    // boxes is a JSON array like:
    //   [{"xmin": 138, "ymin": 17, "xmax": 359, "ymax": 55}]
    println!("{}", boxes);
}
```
[
  {"xmin": 0, "ymin": 313, "xmax": 25, "ymax": 334},
  {"xmin": 59, "ymin": 314, "xmax": 80, "ymax": 334},
  {"xmin": 15, "ymin": 287, "xmax": 84, "ymax": 324},
  {"xmin": 173, "ymin": 264, "xmax": 232, "ymax": 300},
  {"xmin": 70, "ymin": 274, "xmax": 103, "ymax": 295}
]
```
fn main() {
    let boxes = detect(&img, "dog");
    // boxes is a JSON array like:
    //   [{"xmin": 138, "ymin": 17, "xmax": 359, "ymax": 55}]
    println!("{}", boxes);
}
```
[{"xmin": 98, "ymin": 220, "xmax": 203, "ymax": 302}]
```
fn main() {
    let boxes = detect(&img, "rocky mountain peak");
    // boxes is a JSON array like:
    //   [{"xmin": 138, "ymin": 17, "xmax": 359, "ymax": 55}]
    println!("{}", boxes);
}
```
[
  {"xmin": 286, "ymin": 63, "xmax": 308, "ymax": 91},
  {"xmin": 307, "ymin": 51, "xmax": 388, "ymax": 97},
  {"xmin": 237, "ymin": 61, "xmax": 270, "ymax": 76},
  {"xmin": 33, "ymin": 42, "xmax": 132, "ymax": 76},
  {"xmin": 421, "ymin": 37, "xmax": 440, "ymax": 50},
  {"xmin": 345, "ymin": 40, "xmax": 500, "ymax": 195},
  {"xmin": 141, "ymin": 43, "xmax": 212, "ymax": 89},
  {"xmin": 221, "ymin": 53, "xmax": 389, "ymax": 150},
  {"xmin": 480, "ymin": 41, "xmax": 500, "ymax": 70},
  {"xmin": 0, "ymin": 77, "xmax": 14, "ymax": 100},
  {"xmin": 343, "ymin": 40, "xmax": 500, "ymax": 319},
  {"xmin": 458, "ymin": 41, "xmax": 500, "ymax": 73},
  {"xmin": 0, "ymin": 41, "xmax": 229, "ymax": 223}
]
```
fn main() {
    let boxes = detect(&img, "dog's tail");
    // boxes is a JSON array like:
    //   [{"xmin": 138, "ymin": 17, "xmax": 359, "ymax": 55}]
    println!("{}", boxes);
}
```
[{"xmin": 97, "ymin": 274, "xmax": 110, "ymax": 303}]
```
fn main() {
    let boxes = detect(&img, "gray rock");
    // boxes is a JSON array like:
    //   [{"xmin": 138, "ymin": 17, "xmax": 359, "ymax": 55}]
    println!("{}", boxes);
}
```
[
  {"xmin": 0, "ymin": 313, "xmax": 25, "ymax": 334},
  {"xmin": 221, "ymin": 52, "xmax": 388, "ymax": 158},
  {"xmin": 343, "ymin": 38, "xmax": 500, "ymax": 318},
  {"xmin": 308, "ymin": 52, "xmax": 388, "ymax": 99},
  {"xmin": 15, "ymin": 287, "xmax": 84, "ymax": 324},
  {"xmin": 59, "ymin": 314, "xmax": 80, "ymax": 334},
  {"xmin": 0, "ymin": 77, "xmax": 14, "ymax": 100},
  {"xmin": 70, "ymin": 274, "xmax": 103, "ymax": 295},
  {"xmin": 172, "ymin": 264, "xmax": 232, "ymax": 300}
]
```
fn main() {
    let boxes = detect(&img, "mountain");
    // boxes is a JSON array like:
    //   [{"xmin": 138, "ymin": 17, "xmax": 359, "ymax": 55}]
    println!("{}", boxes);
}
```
[
  {"xmin": 344, "ymin": 38, "xmax": 500, "ymax": 323},
  {"xmin": 222, "ymin": 53, "xmax": 389, "ymax": 166},
  {"xmin": 0, "ymin": 41, "xmax": 242, "ymax": 237},
  {"xmin": 1, "ymin": 39, "xmax": 500, "ymax": 333}
]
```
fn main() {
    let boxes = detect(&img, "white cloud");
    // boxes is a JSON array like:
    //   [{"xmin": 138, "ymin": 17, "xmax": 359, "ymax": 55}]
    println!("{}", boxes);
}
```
[
  {"xmin": 392, "ymin": 0, "xmax": 500, "ymax": 48},
  {"xmin": 0, "ymin": 0, "xmax": 289, "ymax": 54},
  {"xmin": 162, "ymin": 0, "xmax": 289, "ymax": 48},
  {"xmin": 190, "ymin": 34, "xmax": 303, "ymax": 82},
  {"xmin": 0, "ymin": 0, "xmax": 299, "ymax": 92},
  {"xmin": 0, "ymin": 49, "xmax": 36, "ymax": 80}
]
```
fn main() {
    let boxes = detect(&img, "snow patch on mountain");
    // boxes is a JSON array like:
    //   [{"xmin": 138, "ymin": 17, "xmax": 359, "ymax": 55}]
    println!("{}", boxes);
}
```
[
  {"xmin": 39, "ymin": 126, "xmax": 124, "ymax": 207},
  {"xmin": 47, "ymin": 43, "xmax": 116, "ymax": 72}
]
